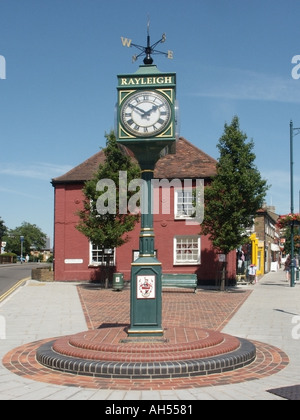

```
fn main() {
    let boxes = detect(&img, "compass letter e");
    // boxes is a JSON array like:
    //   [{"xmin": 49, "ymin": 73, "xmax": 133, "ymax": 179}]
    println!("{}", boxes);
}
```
[
  {"xmin": 121, "ymin": 37, "xmax": 132, "ymax": 48},
  {"xmin": 167, "ymin": 50, "xmax": 173, "ymax": 59}
]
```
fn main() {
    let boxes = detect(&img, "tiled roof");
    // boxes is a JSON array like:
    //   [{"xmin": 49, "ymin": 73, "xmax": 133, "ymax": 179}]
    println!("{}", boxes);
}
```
[
  {"xmin": 51, "ymin": 137, "xmax": 217, "ymax": 185},
  {"xmin": 154, "ymin": 137, "xmax": 217, "ymax": 179}
]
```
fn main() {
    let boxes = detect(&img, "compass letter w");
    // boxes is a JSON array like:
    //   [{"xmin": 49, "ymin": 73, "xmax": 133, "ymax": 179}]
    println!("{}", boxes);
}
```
[{"xmin": 121, "ymin": 37, "xmax": 132, "ymax": 48}]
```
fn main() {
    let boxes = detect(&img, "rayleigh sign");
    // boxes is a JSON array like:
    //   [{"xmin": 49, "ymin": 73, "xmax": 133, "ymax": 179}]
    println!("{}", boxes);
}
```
[{"xmin": 0, "ymin": 55, "xmax": 6, "ymax": 79}]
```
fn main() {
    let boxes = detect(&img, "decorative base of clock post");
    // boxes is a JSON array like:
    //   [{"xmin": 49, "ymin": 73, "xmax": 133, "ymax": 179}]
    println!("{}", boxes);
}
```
[
  {"xmin": 127, "ymin": 257, "xmax": 163, "ymax": 337},
  {"xmin": 35, "ymin": 325, "xmax": 257, "ymax": 380}
]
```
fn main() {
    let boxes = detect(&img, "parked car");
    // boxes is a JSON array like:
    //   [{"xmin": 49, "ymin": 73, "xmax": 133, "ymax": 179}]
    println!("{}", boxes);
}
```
[{"xmin": 17, "ymin": 256, "xmax": 26, "ymax": 262}]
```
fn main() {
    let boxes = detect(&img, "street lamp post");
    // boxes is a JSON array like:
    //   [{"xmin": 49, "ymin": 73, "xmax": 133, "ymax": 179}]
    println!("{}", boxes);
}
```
[
  {"xmin": 298, "ymin": 189, "xmax": 300, "ymax": 282},
  {"xmin": 20, "ymin": 236, "xmax": 24, "ymax": 264},
  {"xmin": 289, "ymin": 121, "xmax": 300, "ymax": 287}
]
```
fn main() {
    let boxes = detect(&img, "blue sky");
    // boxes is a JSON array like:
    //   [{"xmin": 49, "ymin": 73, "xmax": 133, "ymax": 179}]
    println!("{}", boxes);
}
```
[{"xmin": 1, "ymin": 0, "xmax": 300, "ymax": 246}]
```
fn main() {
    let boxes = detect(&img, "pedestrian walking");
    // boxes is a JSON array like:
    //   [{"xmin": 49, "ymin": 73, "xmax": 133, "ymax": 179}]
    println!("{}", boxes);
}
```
[
  {"xmin": 284, "ymin": 255, "xmax": 291, "ymax": 281},
  {"xmin": 248, "ymin": 264, "xmax": 257, "ymax": 284}
]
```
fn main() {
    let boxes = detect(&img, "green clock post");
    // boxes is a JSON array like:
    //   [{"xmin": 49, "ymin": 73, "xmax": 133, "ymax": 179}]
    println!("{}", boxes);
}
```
[{"xmin": 117, "ymin": 32, "xmax": 177, "ymax": 337}]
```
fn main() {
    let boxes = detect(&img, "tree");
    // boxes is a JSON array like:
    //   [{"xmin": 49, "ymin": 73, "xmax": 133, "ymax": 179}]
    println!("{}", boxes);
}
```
[
  {"xmin": 3, "ymin": 222, "xmax": 47, "ymax": 255},
  {"xmin": 76, "ymin": 131, "xmax": 141, "ymax": 285},
  {"xmin": 200, "ymin": 116, "xmax": 269, "ymax": 290}
]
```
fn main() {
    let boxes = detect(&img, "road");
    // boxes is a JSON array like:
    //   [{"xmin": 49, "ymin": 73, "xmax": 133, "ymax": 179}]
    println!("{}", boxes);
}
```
[{"xmin": 0, "ymin": 263, "xmax": 48, "ymax": 301}]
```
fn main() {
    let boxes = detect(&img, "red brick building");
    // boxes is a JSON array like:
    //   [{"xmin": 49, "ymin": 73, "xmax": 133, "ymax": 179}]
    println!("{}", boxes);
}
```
[{"xmin": 51, "ymin": 137, "xmax": 236, "ymax": 284}]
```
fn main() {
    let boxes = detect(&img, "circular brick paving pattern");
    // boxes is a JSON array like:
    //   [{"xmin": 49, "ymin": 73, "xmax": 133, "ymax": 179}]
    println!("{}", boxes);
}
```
[
  {"xmin": 51, "ymin": 327, "xmax": 240, "ymax": 362},
  {"xmin": 1, "ymin": 286, "xmax": 290, "ymax": 390},
  {"xmin": 2, "ymin": 337, "xmax": 288, "ymax": 390},
  {"xmin": 35, "ymin": 326, "xmax": 256, "ymax": 379}
]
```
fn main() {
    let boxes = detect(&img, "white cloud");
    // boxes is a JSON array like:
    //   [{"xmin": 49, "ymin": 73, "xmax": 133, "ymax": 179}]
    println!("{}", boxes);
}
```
[
  {"xmin": 0, "ymin": 186, "xmax": 41, "ymax": 199},
  {"xmin": 191, "ymin": 66, "xmax": 300, "ymax": 104},
  {"xmin": 0, "ymin": 162, "xmax": 72, "ymax": 181}
]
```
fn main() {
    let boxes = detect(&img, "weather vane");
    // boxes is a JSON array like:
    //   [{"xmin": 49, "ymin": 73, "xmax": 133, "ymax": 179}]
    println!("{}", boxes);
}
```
[{"xmin": 121, "ymin": 18, "xmax": 173, "ymax": 64}]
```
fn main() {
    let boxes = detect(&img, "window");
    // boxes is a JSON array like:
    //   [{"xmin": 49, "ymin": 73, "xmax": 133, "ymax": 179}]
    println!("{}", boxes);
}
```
[
  {"xmin": 174, "ymin": 235, "xmax": 201, "ymax": 265},
  {"xmin": 90, "ymin": 243, "xmax": 115, "ymax": 266},
  {"xmin": 175, "ymin": 190, "xmax": 194, "ymax": 219}
]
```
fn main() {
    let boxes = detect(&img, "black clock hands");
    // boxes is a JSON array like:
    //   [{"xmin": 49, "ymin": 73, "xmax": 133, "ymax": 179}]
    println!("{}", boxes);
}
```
[
  {"xmin": 130, "ymin": 104, "xmax": 159, "ymax": 119},
  {"xmin": 128, "ymin": 104, "xmax": 146, "ymax": 115},
  {"xmin": 142, "ymin": 105, "xmax": 158, "ymax": 118}
]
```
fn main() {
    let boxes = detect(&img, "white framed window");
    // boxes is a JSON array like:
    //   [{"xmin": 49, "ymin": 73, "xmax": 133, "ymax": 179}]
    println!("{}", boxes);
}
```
[
  {"xmin": 89, "ymin": 243, "xmax": 115, "ymax": 266},
  {"xmin": 174, "ymin": 189, "xmax": 194, "ymax": 219},
  {"xmin": 174, "ymin": 235, "xmax": 201, "ymax": 265}
]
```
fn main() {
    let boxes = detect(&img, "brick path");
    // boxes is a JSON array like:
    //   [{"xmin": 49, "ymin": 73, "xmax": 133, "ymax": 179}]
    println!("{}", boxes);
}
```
[{"xmin": 77, "ymin": 285, "xmax": 252, "ymax": 331}]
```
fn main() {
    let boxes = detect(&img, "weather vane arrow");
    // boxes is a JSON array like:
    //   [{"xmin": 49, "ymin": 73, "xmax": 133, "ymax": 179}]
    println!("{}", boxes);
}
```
[{"xmin": 121, "ymin": 18, "xmax": 173, "ymax": 64}]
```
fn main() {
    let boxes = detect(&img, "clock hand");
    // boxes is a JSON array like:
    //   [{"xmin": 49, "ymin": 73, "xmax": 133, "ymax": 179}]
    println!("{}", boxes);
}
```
[
  {"xmin": 141, "ymin": 105, "xmax": 159, "ymax": 118},
  {"xmin": 129, "ymin": 104, "xmax": 146, "ymax": 115}
]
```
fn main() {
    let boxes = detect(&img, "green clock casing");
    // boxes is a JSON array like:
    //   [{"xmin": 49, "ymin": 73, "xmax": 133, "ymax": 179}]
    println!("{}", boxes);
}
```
[{"xmin": 117, "ymin": 65, "xmax": 176, "ymax": 143}]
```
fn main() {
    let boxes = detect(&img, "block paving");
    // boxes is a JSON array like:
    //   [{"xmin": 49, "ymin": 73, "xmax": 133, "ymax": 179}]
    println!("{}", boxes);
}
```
[{"xmin": 2, "ymin": 285, "xmax": 289, "ymax": 390}]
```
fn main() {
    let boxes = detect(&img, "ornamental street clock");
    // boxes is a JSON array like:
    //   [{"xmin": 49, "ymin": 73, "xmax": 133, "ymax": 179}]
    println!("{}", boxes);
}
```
[
  {"xmin": 117, "ymin": 65, "xmax": 177, "ymax": 165},
  {"xmin": 117, "ymin": 29, "xmax": 177, "ymax": 338}
]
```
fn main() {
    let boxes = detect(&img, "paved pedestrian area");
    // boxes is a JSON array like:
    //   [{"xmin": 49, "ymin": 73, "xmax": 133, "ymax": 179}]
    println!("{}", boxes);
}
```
[{"xmin": 0, "ymin": 268, "xmax": 299, "ymax": 400}]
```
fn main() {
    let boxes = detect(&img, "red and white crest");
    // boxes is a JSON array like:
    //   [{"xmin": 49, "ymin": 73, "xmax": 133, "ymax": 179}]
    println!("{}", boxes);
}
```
[{"xmin": 137, "ymin": 275, "xmax": 156, "ymax": 299}]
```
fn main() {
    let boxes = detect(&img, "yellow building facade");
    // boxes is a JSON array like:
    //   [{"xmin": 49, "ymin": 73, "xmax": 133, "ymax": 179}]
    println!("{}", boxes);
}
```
[{"xmin": 250, "ymin": 233, "xmax": 265, "ymax": 276}]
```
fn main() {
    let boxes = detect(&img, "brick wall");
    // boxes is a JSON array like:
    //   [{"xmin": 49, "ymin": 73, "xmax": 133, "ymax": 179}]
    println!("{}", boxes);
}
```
[{"xmin": 31, "ymin": 267, "xmax": 53, "ymax": 282}]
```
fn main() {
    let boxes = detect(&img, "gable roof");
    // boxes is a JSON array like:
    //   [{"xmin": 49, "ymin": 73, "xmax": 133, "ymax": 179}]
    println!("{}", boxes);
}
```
[
  {"xmin": 155, "ymin": 137, "xmax": 217, "ymax": 179},
  {"xmin": 51, "ymin": 137, "xmax": 217, "ymax": 185}
]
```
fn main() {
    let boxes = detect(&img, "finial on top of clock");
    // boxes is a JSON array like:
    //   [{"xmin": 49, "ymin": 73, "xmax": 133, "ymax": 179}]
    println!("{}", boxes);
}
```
[{"xmin": 121, "ymin": 17, "xmax": 173, "ymax": 65}]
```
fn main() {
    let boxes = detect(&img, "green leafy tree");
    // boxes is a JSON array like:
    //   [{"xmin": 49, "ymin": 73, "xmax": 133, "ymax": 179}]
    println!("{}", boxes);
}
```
[
  {"xmin": 201, "ymin": 116, "xmax": 269, "ymax": 290},
  {"xmin": 76, "ymin": 131, "xmax": 141, "ymax": 283},
  {"xmin": 3, "ymin": 222, "xmax": 47, "ymax": 255}
]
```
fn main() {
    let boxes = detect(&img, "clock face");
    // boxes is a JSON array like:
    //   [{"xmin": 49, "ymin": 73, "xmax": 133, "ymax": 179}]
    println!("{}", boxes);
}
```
[{"xmin": 120, "ymin": 91, "xmax": 171, "ymax": 137}]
